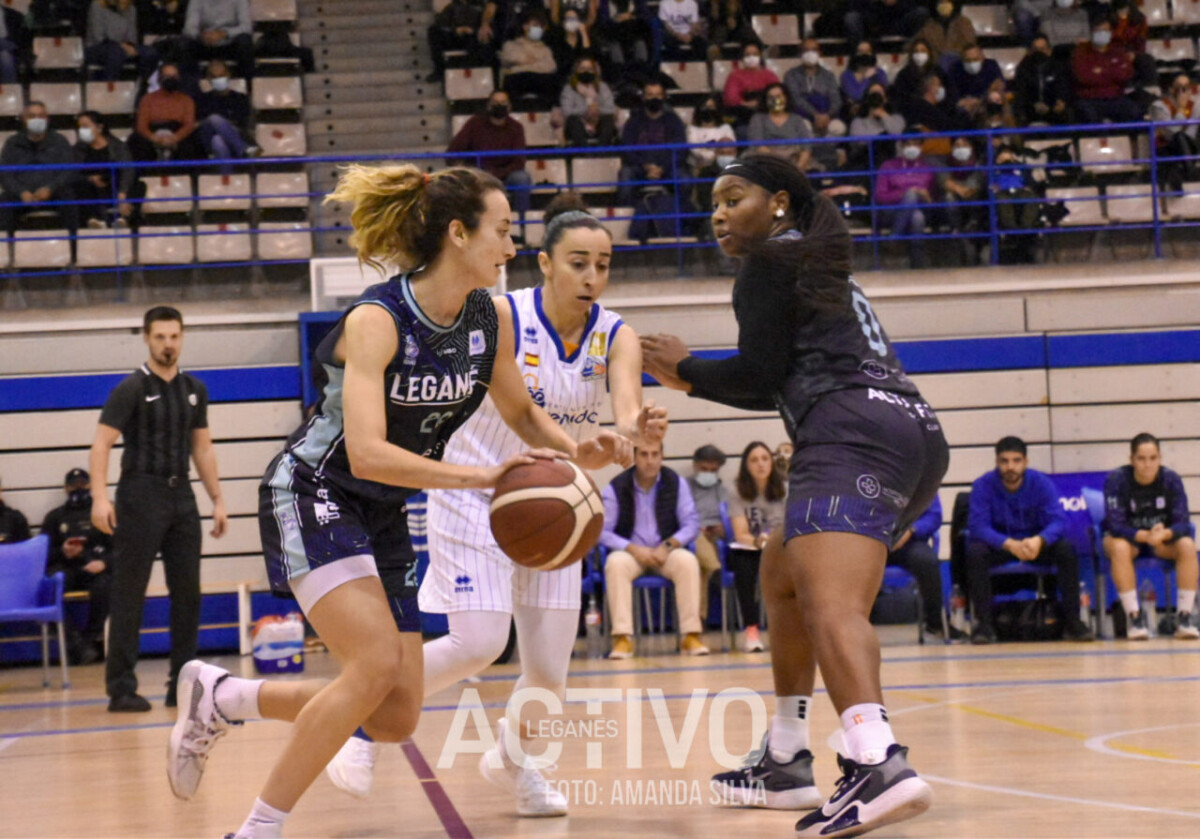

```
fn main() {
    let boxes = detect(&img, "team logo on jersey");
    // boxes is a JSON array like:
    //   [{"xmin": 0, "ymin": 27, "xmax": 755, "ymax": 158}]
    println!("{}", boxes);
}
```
[
  {"xmin": 588, "ymin": 332, "xmax": 607, "ymax": 357},
  {"xmin": 469, "ymin": 330, "xmax": 486, "ymax": 356},
  {"xmin": 314, "ymin": 500, "xmax": 340, "ymax": 526},
  {"xmin": 524, "ymin": 325, "xmax": 539, "ymax": 342},
  {"xmin": 856, "ymin": 474, "xmax": 881, "ymax": 499},
  {"xmin": 188, "ymin": 393, "xmax": 198, "ymax": 406},
  {"xmin": 524, "ymin": 352, "xmax": 540, "ymax": 368},
  {"xmin": 859, "ymin": 360, "xmax": 890, "ymax": 380},
  {"xmin": 404, "ymin": 334, "xmax": 420, "ymax": 364},
  {"xmin": 581, "ymin": 356, "xmax": 607, "ymax": 382},
  {"xmin": 389, "ymin": 370, "xmax": 477, "ymax": 405},
  {"xmin": 454, "ymin": 574, "xmax": 475, "ymax": 594},
  {"xmin": 1157, "ymin": 496, "xmax": 1166, "ymax": 509}
]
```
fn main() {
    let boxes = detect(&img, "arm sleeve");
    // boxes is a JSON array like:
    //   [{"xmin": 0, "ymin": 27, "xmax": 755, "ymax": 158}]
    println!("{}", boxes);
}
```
[
  {"xmin": 825, "ymin": 72, "xmax": 843, "ymax": 116},
  {"xmin": 98, "ymin": 376, "xmax": 139, "ymax": 433},
  {"xmin": 228, "ymin": 0, "xmax": 253, "ymax": 37},
  {"xmin": 1036, "ymin": 474, "xmax": 1066, "ymax": 545},
  {"xmin": 183, "ymin": 0, "xmax": 201, "ymax": 37},
  {"xmin": 599, "ymin": 484, "xmax": 630, "ymax": 551},
  {"xmin": 671, "ymin": 478, "xmax": 700, "ymax": 547},
  {"xmin": 0, "ymin": 138, "xmax": 20, "ymax": 195},
  {"xmin": 1103, "ymin": 469, "xmax": 1137, "ymax": 541},
  {"xmin": 14, "ymin": 511, "xmax": 30, "ymax": 543},
  {"xmin": 112, "ymin": 138, "xmax": 134, "ymax": 195},
  {"xmin": 911, "ymin": 496, "xmax": 942, "ymax": 541},
  {"xmin": 44, "ymin": 136, "xmax": 75, "ymax": 191},
  {"xmin": 136, "ymin": 98, "xmax": 153, "ymax": 141},
  {"xmin": 1166, "ymin": 471, "xmax": 1193, "ymax": 540},
  {"xmin": 173, "ymin": 95, "xmax": 197, "ymax": 141},
  {"xmin": 968, "ymin": 477, "xmax": 1008, "ymax": 550},
  {"xmin": 40, "ymin": 509, "xmax": 65, "ymax": 566},
  {"xmin": 598, "ymin": 83, "xmax": 615, "ymax": 114},
  {"xmin": 86, "ymin": 1, "xmax": 104, "ymax": 46},
  {"xmin": 190, "ymin": 378, "xmax": 209, "ymax": 430},
  {"xmin": 727, "ymin": 492, "xmax": 746, "ymax": 521}
]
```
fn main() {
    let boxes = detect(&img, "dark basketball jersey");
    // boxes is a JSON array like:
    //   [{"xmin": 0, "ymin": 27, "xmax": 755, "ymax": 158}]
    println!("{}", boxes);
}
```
[{"xmin": 285, "ymin": 273, "xmax": 499, "ymax": 504}]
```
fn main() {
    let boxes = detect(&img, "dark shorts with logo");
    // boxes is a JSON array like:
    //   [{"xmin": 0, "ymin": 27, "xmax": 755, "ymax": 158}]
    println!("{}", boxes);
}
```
[
  {"xmin": 785, "ymin": 387, "xmax": 950, "ymax": 547},
  {"xmin": 259, "ymin": 452, "xmax": 420, "ymax": 631}
]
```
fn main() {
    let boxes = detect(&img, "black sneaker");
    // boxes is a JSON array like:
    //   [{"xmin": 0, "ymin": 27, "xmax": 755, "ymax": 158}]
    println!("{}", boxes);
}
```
[
  {"xmin": 1064, "ymin": 621, "xmax": 1095, "ymax": 642},
  {"xmin": 925, "ymin": 623, "xmax": 968, "ymax": 644},
  {"xmin": 711, "ymin": 733, "xmax": 824, "ymax": 809},
  {"xmin": 795, "ymin": 744, "xmax": 932, "ymax": 838},
  {"xmin": 1127, "ymin": 610, "xmax": 1150, "ymax": 640},
  {"xmin": 108, "ymin": 692, "xmax": 152, "ymax": 713},
  {"xmin": 970, "ymin": 625, "xmax": 996, "ymax": 645},
  {"xmin": 165, "ymin": 678, "xmax": 178, "ymax": 708},
  {"xmin": 1175, "ymin": 611, "xmax": 1199, "ymax": 640}
]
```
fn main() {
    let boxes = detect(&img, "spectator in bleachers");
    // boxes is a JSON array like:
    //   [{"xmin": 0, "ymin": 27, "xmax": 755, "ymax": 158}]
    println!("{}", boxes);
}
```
[
  {"xmin": 845, "ymin": 0, "xmax": 929, "ymax": 46},
  {"xmin": 891, "ymin": 38, "xmax": 949, "ymax": 112},
  {"xmin": 596, "ymin": 0, "xmax": 651, "ymax": 73},
  {"xmin": 887, "ymin": 496, "xmax": 960, "ymax": 640},
  {"xmin": 947, "ymin": 43, "xmax": 1004, "ymax": 123},
  {"xmin": 1103, "ymin": 433, "xmax": 1198, "ymax": 640},
  {"xmin": 137, "ymin": 0, "xmax": 184, "ymax": 35},
  {"xmin": 196, "ymin": 59, "xmax": 258, "ymax": 172},
  {"xmin": 874, "ymin": 136, "xmax": 935, "ymax": 268},
  {"xmin": 1040, "ymin": 0, "xmax": 1089, "ymax": 52},
  {"xmin": 73, "ymin": 110, "xmax": 138, "ymax": 229},
  {"xmin": 446, "ymin": 90, "xmax": 533, "ymax": 225},
  {"xmin": 687, "ymin": 444, "xmax": 728, "ymax": 627},
  {"xmin": 747, "ymin": 82, "xmax": 813, "ymax": 169},
  {"xmin": 658, "ymin": 0, "xmax": 707, "ymax": 60},
  {"xmin": 911, "ymin": 0, "xmax": 977, "ymax": 68},
  {"xmin": 847, "ymin": 81, "xmax": 905, "ymax": 169},
  {"xmin": 0, "ymin": 102, "xmax": 78, "ymax": 236},
  {"xmin": 0, "ymin": 475, "xmax": 31, "ymax": 543},
  {"xmin": 561, "ymin": 55, "xmax": 618, "ymax": 146},
  {"xmin": 128, "ymin": 62, "xmax": 199, "ymax": 161},
  {"xmin": 601, "ymin": 439, "xmax": 709, "ymax": 659},
  {"xmin": 708, "ymin": 0, "xmax": 754, "ymax": 54},
  {"xmin": 727, "ymin": 441, "xmax": 786, "ymax": 652},
  {"xmin": 1012, "ymin": 33, "xmax": 1071, "ymax": 125},
  {"xmin": 1071, "ymin": 18, "xmax": 1142, "ymax": 125},
  {"xmin": 499, "ymin": 10, "xmax": 560, "ymax": 105},
  {"xmin": 425, "ymin": 0, "xmax": 498, "ymax": 84},
  {"xmin": 990, "ymin": 141, "xmax": 1041, "ymax": 263},
  {"xmin": 687, "ymin": 95, "xmax": 735, "ymax": 215},
  {"xmin": 805, "ymin": 111, "xmax": 844, "ymax": 173},
  {"xmin": 900, "ymin": 73, "xmax": 968, "ymax": 152},
  {"xmin": 722, "ymin": 42, "xmax": 778, "ymax": 125},
  {"xmin": 965, "ymin": 436, "xmax": 1093, "ymax": 644},
  {"xmin": 783, "ymin": 39, "xmax": 844, "ymax": 138},
  {"xmin": 1011, "ymin": 0, "xmax": 1051, "ymax": 45},
  {"xmin": 547, "ymin": 8, "xmax": 594, "ymax": 79},
  {"xmin": 182, "ymin": 0, "xmax": 255, "ymax": 84},
  {"xmin": 552, "ymin": 0, "xmax": 597, "ymax": 28},
  {"xmin": 41, "ymin": 468, "xmax": 113, "ymax": 665},
  {"xmin": 86, "ymin": 0, "xmax": 157, "ymax": 82},
  {"xmin": 841, "ymin": 41, "xmax": 890, "ymax": 122},
  {"xmin": 939, "ymin": 137, "xmax": 985, "ymax": 261},
  {"xmin": 1109, "ymin": 0, "xmax": 1157, "ymax": 89},
  {"xmin": 616, "ymin": 80, "xmax": 687, "ymax": 206},
  {"xmin": 1148, "ymin": 75, "xmax": 1199, "ymax": 190},
  {"xmin": 0, "ymin": 5, "xmax": 22, "ymax": 85}
]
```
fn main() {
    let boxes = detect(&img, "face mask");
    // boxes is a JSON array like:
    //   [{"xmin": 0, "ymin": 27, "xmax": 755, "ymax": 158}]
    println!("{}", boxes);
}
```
[
  {"xmin": 853, "ymin": 54, "xmax": 876, "ymax": 71},
  {"xmin": 866, "ymin": 91, "xmax": 885, "ymax": 109},
  {"xmin": 1055, "ymin": 0, "xmax": 1073, "ymax": 8},
  {"xmin": 1091, "ymin": 30, "xmax": 1111, "ymax": 47},
  {"xmin": 952, "ymin": 145, "xmax": 972, "ymax": 162},
  {"xmin": 211, "ymin": 76, "xmax": 230, "ymax": 91},
  {"xmin": 985, "ymin": 99, "xmax": 1003, "ymax": 115},
  {"xmin": 488, "ymin": 103, "xmax": 509, "ymax": 119},
  {"xmin": 698, "ymin": 107, "xmax": 718, "ymax": 123},
  {"xmin": 768, "ymin": 96, "xmax": 786, "ymax": 111},
  {"xmin": 77, "ymin": 126, "xmax": 95, "ymax": 144},
  {"xmin": 26, "ymin": 117, "xmax": 47, "ymax": 134},
  {"xmin": 693, "ymin": 471, "xmax": 719, "ymax": 488},
  {"xmin": 161, "ymin": 76, "xmax": 180, "ymax": 92},
  {"xmin": 937, "ymin": 1, "xmax": 953, "ymax": 16},
  {"xmin": 902, "ymin": 144, "xmax": 921, "ymax": 161},
  {"xmin": 644, "ymin": 97, "xmax": 664, "ymax": 114},
  {"xmin": 577, "ymin": 71, "xmax": 595, "ymax": 83},
  {"xmin": 935, "ymin": 85, "xmax": 946, "ymax": 103},
  {"xmin": 742, "ymin": 53, "xmax": 761, "ymax": 68},
  {"xmin": 912, "ymin": 51, "xmax": 929, "ymax": 67},
  {"xmin": 564, "ymin": 18, "xmax": 580, "ymax": 31},
  {"xmin": 68, "ymin": 489, "xmax": 91, "ymax": 506},
  {"xmin": 716, "ymin": 153, "xmax": 735, "ymax": 168},
  {"xmin": 801, "ymin": 50, "xmax": 820, "ymax": 66},
  {"xmin": 964, "ymin": 60, "xmax": 982, "ymax": 75},
  {"xmin": 527, "ymin": 25, "xmax": 544, "ymax": 40}
]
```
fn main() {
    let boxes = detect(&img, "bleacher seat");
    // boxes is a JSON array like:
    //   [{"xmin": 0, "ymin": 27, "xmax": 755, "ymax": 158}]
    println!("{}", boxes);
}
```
[
  {"xmin": 198, "ymin": 174, "xmax": 252, "ymax": 211},
  {"xmin": 1078, "ymin": 135, "xmax": 1141, "ymax": 176},
  {"xmin": 33, "ymin": 37, "xmax": 84, "ymax": 71},
  {"xmin": 1, "ymin": 0, "xmax": 30, "ymax": 14},
  {"xmin": 252, "ymin": 76, "xmax": 303, "ymax": 111},
  {"xmin": 990, "ymin": 47, "xmax": 1025, "ymax": 81},
  {"xmin": 1105, "ymin": 183, "xmax": 1158, "ymax": 223},
  {"xmin": 75, "ymin": 228, "xmax": 134, "ymax": 266},
  {"xmin": 250, "ymin": 0, "xmax": 297, "ymax": 22},
  {"xmin": 1172, "ymin": 0, "xmax": 1200, "ymax": 23},
  {"xmin": 13, "ymin": 229, "xmax": 70, "ymax": 268},
  {"xmin": 29, "ymin": 83, "xmax": 81, "ymax": 117},
  {"xmin": 766, "ymin": 56, "xmax": 804, "ymax": 79},
  {"xmin": 255, "ymin": 171, "xmax": 309, "ymax": 207},
  {"xmin": 514, "ymin": 110, "xmax": 555, "ymax": 146},
  {"xmin": 0, "ymin": 238, "xmax": 10, "ymax": 268},
  {"xmin": 256, "ymin": 221, "xmax": 313, "ymax": 260},
  {"xmin": 1048, "ymin": 186, "xmax": 1105, "ymax": 226},
  {"xmin": 674, "ymin": 105, "xmax": 695, "ymax": 125},
  {"xmin": 571, "ymin": 156, "xmax": 621, "ymax": 193},
  {"xmin": 1138, "ymin": 0, "xmax": 1170, "ymax": 24},
  {"xmin": 0, "ymin": 84, "xmax": 23, "ymax": 118},
  {"xmin": 751, "ymin": 14, "xmax": 801, "ymax": 46},
  {"xmin": 197, "ymin": 223, "xmax": 253, "ymax": 261},
  {"xmin": 660, "ymin": 62, "xmax": 710, "ymax": 94},
  {"xmin": 84, "ymin": 81, "xmax": 137, "ymax": 114},
  {"xmin": 961, "ymin": 5, "xmax": 1011, "ymax": 35},
  {"xmin": 521, "ymin": 209, "xmax": 545, "ymax": 248},
  {"xmin": 255, "ymin": 123, "xmax": 307, "ymax": 156},
  {"xmin": 525, "ymin": 157, "xmax": 568, "ymax": 193},
  {"xmin": 137, "ymin": 226, "xmax": 195, "ymax": 263},
  {"xmin": 140, "ymin": 175, "xmax": 194, "ymax": 213},
  {"xmin": 1166, "ymin": 180, "xmax": 1200, "ymax": 219},
  {"xmin": 878, "ymin": 51, "xmax": 908, "ymax": 75},
  {"xmin": 199, "ymin": 77, "xmax": 249, "ymax": 94},
  {"xmin": 1146, "ymin": 37, "xmax": 1197, "ymax": 63},
  {"xmin": 450, "ymin": 113, "xmax": 472, "ymax": 136},
  {"xmin": 445, "ymin": 67, "xmax": 494, "ymax": 101},
  {"xmin": 596, "ymin": 205, "xmax": 636, "ymax": 245},
  {"xmin": 711, "ymin": 60, "xmax": 734, "ymax": 92}
]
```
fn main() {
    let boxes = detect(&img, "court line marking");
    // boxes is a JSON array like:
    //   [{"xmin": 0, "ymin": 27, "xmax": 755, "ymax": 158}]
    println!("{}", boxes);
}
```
[
  {"xmin": 1084, "ymin": 723, "xmax": 1200, "ymax": 767},
  {"xmin": 400, "ymin": 739, "xmax": 474, "ymax": 839},
  {"xmin": 922, "ymin": 774, "xmax": 1200, "ymax": 821}
]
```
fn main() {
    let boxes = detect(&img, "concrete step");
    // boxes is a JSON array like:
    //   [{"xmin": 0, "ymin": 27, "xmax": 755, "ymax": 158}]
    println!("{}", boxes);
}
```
[
  {"xmin": 314, "ymin": 40, "xmax": 426, "ymax": 60},
  {"xmin": 313, "ymin": 51, "xmax": 428, "ymax": 74},
  {"xmin": 299, "ymin": 0, "xmax": 423, "ymax": 15},
  {"xmin": 306, "ymin": 114, "xmax": 444, "ymax": 135},
  {"xmin": 305, "ymin": 69, "xmax": 436, "ymax": 91},
  {"xmin": 297, "ymin": 12, "xmax": 432, "ymax": 32},
  {"xmin": 303, "ymin": 98, "xmax": 445, "ymax": 120},
  {"xmin": 301, "ymin": 25, "xmax": 428, "ymax": 45},
  {"xmin": 310, "ymin": 130, "xmax": 448, "ymax": 153}
]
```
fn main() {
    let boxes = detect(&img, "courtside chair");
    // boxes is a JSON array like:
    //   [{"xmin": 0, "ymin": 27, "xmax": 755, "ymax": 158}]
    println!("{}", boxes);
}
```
[
  {"xmin": 717, "ymin": 500, "xmax": 741, "ymax": 652},
  {"xmin": 599, "ymin": 546, "xmax": 682, "ymax": 655},
  {"xmin": 0, "ymin": 535, "xmax": 70, "ymax": 688}
]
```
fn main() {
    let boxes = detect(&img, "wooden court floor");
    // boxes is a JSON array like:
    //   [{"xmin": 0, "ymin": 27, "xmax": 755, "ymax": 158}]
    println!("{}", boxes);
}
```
[{"xmin": 2, "ymin": 629, "xmax": 1199, "ymax": 839}]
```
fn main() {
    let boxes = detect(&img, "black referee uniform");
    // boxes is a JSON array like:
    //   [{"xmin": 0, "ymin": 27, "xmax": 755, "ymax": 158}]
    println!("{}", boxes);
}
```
[{"xmin": 100, "ymin": 363, "xmax": 208, "ymax": 703}]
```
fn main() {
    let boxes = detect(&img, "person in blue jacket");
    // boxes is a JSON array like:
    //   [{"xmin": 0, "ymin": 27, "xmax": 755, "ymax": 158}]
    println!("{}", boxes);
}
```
[
  {"xmin": 1103, "ymin": 432, "xmax": 1197, "ymax": 641},
  {"xmin": 887, "ymin": 496, "xmax": 963, "ymax": 640},
  {"xmin": 965, "ymin": 436, "xmax": 1094, "ymax": 644}
]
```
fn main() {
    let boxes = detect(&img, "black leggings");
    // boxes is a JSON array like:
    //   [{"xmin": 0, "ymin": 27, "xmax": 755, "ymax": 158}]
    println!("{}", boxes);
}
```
[{"xmin": 728, "ymin": 547, "xmax": 761, "ymax": 627}]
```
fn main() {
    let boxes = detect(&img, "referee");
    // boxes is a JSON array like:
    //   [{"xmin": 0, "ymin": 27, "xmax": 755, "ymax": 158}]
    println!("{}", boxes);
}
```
[{"xmin": 89, "ymin": 306, "xmax": 228, "ymax": 713}]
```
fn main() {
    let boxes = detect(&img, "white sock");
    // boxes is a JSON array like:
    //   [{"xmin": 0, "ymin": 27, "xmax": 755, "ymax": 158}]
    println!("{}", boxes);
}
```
[
  {"xmin": 1178, "ymin": 589, "xmax": 1196, "ymax": 615},
  {"xmin": 214, "ymin": 676, "xmax": 264, "ymax": 722},
  {"xmin": 1118, "ymin": 589, "xmax": 1140, "ymax": 617},
  {"xmin": 236, "ymin": 797, "xmax": 288, "ymax": 839},
  {"xmin": 768, "ymin": 695, "xmax": 811, "ymax": 761},
  {"xmin": 840, "ymin": 703, "xmax": 896, "ymax": 766}
]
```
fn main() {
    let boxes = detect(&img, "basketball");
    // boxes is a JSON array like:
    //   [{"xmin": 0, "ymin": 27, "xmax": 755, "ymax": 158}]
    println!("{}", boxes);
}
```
[{"xmin": 488, "ymin": 458, "xmax": 605, "ymax": 570}]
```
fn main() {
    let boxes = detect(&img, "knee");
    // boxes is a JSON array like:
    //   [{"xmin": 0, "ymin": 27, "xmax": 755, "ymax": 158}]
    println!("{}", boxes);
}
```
[
  {"xmin": 1174, "ymin": 536, "xmax": 1196, "ymax": 561},
  {"xmin": 349, "ymin": 643, "xmax": 409, "ymax": 707},
  {"xmin": 901, "ymin": 188, "xmax": 920, "ymax": 205},
  {"xmin": 365, "ymin": 691, "xmax": 421, "ymax": 742},
  {"xmin": 451, "ymin": 625, "xmax": 510, "ymax": 672}
]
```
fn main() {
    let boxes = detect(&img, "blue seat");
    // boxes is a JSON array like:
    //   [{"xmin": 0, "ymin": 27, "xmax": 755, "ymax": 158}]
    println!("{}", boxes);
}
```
[
  {"xmin": 598, "ymin": 545, "xmax": 681, "ymax": 654},
  {"xmin": 0, "ymin": 535, "xmax": 70, "ymax": 688}
]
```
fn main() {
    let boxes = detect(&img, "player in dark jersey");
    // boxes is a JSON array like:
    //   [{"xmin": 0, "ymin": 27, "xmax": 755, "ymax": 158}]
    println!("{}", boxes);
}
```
[
  {"xmin": 643, "ymin": 155, "xmax": 948, "ymax": 838},
  {"xmin": 165, "ymin": 164, "xmax": 632, "ymax": 839}
]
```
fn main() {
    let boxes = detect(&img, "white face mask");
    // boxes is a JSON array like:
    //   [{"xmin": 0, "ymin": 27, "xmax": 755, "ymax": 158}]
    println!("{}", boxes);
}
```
[
  {"xmin": 1055, "ymin": 0, "xmax": 1073, "ymax": 8},
  {"xmin": 528, "ymin": 25, "xmax": 544, "ymax": 40},
  {"xmin": 952, "ymin": 145, "xmax": 972, "ymax": 162},
  {"xmin": 902, "ymin": 144, "xmax": 921, "ymax": 161},
  {"xmin": 935, "ymin": 85, "xmax": 946, "ymax": 103},
  {"xmin": 964, "ymin": 60, "xmax": 982, "ymax": 75},
  {"xmin": 564, "ymin": 18, "xmax": 580, "ymax": 31},
  {"xmin": 26, "ymin": 117, "xmax": 47, "ymax": 135},
  {"xmin": 912, "ymin": 51, "xmax": 929, "ymax": 67},
  {"xmin": 716, "ymin": 153, "xmax": 736, "ymax": 168},
  {"xmin": 1091, "ymin": 30, "xmax": 1111, "ymax": 46},
  {"xmin": 211, "ymin": 76, "xmax": 230, "ymax": 91},
  {"xmin": 742, "ymin": 53, "xmax": 761, "ymax": 68},
  {"xmin": 78, "ymin": 126, "xmax": 95, "ymax": 144},
  {"xmin": 693, "ymin": 471, "xmax": 719, "ymax": 488},
  {"xmin": 802, "ymin": 50, "xmax": 820, "ymax": 66}
]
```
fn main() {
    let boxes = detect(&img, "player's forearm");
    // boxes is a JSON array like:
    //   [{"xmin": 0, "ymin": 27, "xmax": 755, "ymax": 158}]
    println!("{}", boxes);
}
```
[
  {"xmin": 348, "ymin": 438, "xmax": 492, "ymax": 490},
  {"xmin": 511, "ymin": 404, "xmax": 579, "ymax": 457}
]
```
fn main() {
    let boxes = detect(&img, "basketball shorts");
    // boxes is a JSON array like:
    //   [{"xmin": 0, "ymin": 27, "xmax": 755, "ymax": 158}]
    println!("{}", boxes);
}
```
[
  {"xmin": 259, "ymin": 452, "xmax": 420, "ymax": 632},
  {"xmin": 418, "ymin": 487, "xmax": 582, "ymax": 615},
  {"xmin": 785, "ymin": 387, "xmax": 950, "ymax": 548}
]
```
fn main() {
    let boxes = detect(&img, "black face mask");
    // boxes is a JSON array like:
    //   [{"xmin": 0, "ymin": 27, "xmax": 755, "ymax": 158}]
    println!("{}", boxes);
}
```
[
  {"xmin": 68, "ymin": 489, "xmax": 91, "ymax": 507},
  {"xmin": 985, "ymin": 100, "xmax": 1003, "ymax": 115},
  {"xmin": 577, "ymin": 71, "xmax": 596, "ymax": 84},
  {"xmin": 488, "ymin": 103, "xmax": 509, "ymax": 120},
  {"xmin": 644, "ymin": 97, "xmax": 664, "ymax": 114},
  {"xmin": 697, "ymin": 107, "xmax": 718, "ymax": 123},
  {"xmin": 865, "ymin": 91, "xmax": 885, "ymax": 109},
  {"xmin": 852, "ymin": 54, "xmax": 876, "ymax": 71},
  {"xmin": 161, "ymin": 76, "xmax": 180, "ymax": 92}
]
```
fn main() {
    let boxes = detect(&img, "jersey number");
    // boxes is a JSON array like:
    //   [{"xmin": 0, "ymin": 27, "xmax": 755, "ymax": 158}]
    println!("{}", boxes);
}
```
[
  {"xmin": 420, "ymin": 410, "xmax": 455, "ymax": 435},
  {"xmin": 851, "ymin": 290, "xmax": 887, "ymax": 357}
]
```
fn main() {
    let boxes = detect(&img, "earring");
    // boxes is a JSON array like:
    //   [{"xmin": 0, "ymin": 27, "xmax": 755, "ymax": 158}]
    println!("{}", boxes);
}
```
[{"xmin": 774, "ymin": 208, "xmax": 784, "ymax": 219}]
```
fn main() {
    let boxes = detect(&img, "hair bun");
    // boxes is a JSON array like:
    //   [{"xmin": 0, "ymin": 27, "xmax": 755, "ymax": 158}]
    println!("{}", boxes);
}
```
[{"xmin": 542, "ymin": 190, "xmax": 591, "ymax": 228}]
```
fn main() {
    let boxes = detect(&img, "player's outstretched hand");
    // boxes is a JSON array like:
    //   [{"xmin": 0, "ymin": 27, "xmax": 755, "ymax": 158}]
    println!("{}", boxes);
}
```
[
  {"xmin": 577, "ymin": 430, "xmax": 634, "ymax": 470},
  {"xmin": 641, "ymin": 334, "xmax": 693, "ymax": 392},
  {"xmin": 637, "ymin": 399, "xmax": 669, "ymax": 445},
  {"xmin": 482, "ymin": 448, "xmax": 565, "ymax": 488}
]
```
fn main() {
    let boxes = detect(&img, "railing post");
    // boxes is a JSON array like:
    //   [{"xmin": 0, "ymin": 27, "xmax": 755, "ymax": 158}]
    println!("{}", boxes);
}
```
[
  {"xmin": 671, "ymin": 145, "xmax": 683, "ymax": 276},
  {"xmin": 986, "ymin": 130, "xmax": 999, "ymax": 266},
  {"xmin": 1149, "ymin": 122, "xmax": 1162, "ymax": 260},
  {"xmin": 109, "ymin": 160, "xmax": 123, "ymax": 299},
  {"xmin": 868, "ymin": 137, "xmax": 879, "ymax": 271}
]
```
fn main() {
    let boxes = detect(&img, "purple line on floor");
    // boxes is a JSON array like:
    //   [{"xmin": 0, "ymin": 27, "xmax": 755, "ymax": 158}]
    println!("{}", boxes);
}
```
[{"xmin": 400, "ymin": 738, "xmax": 474, "ymax": 839}]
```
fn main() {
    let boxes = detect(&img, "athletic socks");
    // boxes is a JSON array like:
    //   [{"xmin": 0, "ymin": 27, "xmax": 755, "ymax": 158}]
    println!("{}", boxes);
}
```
[
  {"xmin": 841, "ymin": 703, "xmax": 897, "ymax": 766},
  {"xmin": 769, "ymin": 695, "xmax": 812, "ymax": 761},
  {"xmin": 235, "ymin": 797, "xmax": 288, "ymax": 839},
  {"xmin": 1119, "ymin": 589, "xmax": 1140, "ymax": 617},
  {"xmin": 1179, "ymin": 589, "xmax": 1196, "ymax": 615},
  {"xmin": 214, "ymin": 676, "xmax": 264, "ymax": 722}
]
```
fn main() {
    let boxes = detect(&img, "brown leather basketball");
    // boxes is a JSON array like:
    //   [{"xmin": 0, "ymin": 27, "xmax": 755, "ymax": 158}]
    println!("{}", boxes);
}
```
[{"xmin": 489, "ymin": 459, "xmax": 605, "ymax": 570}]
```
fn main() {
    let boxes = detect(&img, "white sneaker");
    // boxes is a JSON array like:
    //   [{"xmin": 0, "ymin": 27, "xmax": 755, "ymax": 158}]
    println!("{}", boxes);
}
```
[
  {"xmin": 167, "ymin": 660, "xmax": 237, "ymax": 800},
  {"xmin": 326, "ymin": 736, "xmax": 379, "ymax": 798},
  {"xmin": 479, "ymin": 719, "xmax": 568, "ymax": 817}
]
